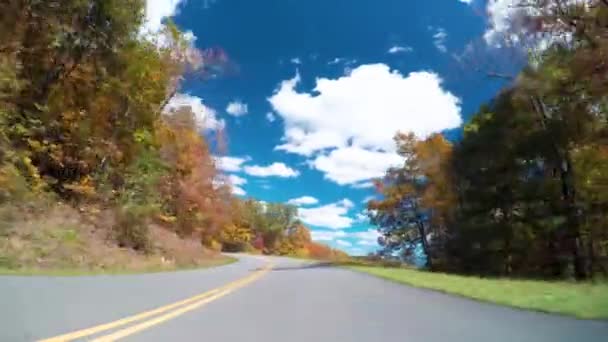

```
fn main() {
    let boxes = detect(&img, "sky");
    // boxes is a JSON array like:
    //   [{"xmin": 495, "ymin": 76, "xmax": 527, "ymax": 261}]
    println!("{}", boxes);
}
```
[{"xmin": 144, "ymin": 0, "xmax": 520, "ymax": 255}]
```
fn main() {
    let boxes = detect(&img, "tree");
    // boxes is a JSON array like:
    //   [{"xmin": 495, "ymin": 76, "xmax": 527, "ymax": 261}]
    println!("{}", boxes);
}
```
[{"xmin": 369, "ymin": 133, "xmax": 454, "ymax": 269}]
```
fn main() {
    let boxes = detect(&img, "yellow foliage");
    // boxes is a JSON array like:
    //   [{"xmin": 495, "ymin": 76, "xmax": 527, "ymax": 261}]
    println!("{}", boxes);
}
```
[
  {"xmin": 157, "ymin": 214, "xmax": 177, "ymax": 223},
  {"xmin": 20, "ymin": 156, "xmax": 45, "ymax": 193},
  {"xmin": 220, "ymin": 223, "xmax": 253, "ymax": 245},
  {"xmin": 63, "ymin": 176, "xmax": 97, "ymax": 197}
]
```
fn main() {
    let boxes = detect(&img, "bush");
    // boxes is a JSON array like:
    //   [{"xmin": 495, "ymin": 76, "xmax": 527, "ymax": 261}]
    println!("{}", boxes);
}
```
[
  {"xmin": 219, "ymin": 223, "xmax": 253, "ymax": 252},
  {"xmin": 113, "ymin": 206, "xmax": 153, "ymax": 252},
  {"xmin": 202, "ymin": 237, "xmax": 222, "ymax": 252},
  {"xmin": 0, "ymin": 163, "xmax": 33, "ymax": 204}
]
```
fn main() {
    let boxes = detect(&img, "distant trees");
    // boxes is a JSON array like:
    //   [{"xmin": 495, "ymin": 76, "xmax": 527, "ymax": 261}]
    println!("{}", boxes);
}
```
[{"xmin": 218, "ymin": 199, "xmax": 346, "ymax": 258}]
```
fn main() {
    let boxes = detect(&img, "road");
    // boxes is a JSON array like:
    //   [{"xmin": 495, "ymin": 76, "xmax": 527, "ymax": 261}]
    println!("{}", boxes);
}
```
[{"xmin": 1, "ymin": 254, "xmax": 607, "ymax": 342}]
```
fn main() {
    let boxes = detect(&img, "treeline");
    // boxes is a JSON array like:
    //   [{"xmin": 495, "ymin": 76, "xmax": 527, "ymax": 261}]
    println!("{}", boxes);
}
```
[
  {"xmin": 369, "ymin": 0, "xmax": 608, "ymax": 279},
  {"xmin": 0, "ymin": 0, "xmax": 340, "ymax": 261},
  {"xmin": 221, "ymin": 199, "xmax": 348, "ymax": 259}
]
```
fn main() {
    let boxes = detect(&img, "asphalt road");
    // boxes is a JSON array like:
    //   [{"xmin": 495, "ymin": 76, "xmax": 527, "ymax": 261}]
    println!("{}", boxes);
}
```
[{"xmin": 1, "ymin": 254, "xmax": 607, "ymax": 342}]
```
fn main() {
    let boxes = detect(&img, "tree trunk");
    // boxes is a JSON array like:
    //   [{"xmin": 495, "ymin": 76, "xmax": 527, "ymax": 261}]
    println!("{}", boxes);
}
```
[{"xmin": 417, "ymin": 221, "xmax": 433, "ymax": 269}]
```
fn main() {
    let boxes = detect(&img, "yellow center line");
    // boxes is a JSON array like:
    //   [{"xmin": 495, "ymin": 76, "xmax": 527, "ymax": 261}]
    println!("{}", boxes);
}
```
[
  {"xmin": 38, "ymin": 260, "xmax": 273, "ymax": 342},
  {"xmin": 91, "ymin": 266, "xmax": 271, "ymax": 341}
]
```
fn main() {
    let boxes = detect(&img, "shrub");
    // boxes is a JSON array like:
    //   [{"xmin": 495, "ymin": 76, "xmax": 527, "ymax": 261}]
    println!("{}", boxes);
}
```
[
  {"xmin": 219, "ymin": 223, "xmax": 253, "ymax": 252},
  {"xmin": 0, "ymin": 163, "xmax": 33, "ymax": 204},
  {"xmin": 113, "ymin": 206, "xmax": 153, "ymax": 252}
]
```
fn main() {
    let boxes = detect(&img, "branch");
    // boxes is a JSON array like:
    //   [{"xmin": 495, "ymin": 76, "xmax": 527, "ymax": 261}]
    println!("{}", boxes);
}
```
[{"xmin": 158, "ymin": 87, "xmax": 178, "ymax": 115}]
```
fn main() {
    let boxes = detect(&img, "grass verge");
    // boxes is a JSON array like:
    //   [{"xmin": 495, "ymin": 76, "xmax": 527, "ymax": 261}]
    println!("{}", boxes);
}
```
[
  {"xmin": 350, "ymin": 266, "xmax": 608, "ymax": 320},
  {"xmin": 0, "ymin": 256, "xmax": 236, "ymax": 277}
]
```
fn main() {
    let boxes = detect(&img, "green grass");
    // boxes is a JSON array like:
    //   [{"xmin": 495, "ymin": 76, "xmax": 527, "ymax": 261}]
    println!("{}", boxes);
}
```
[
  {"xmin": 351, "ymin": 266, "xmax": 608, "ymax": 319},
  {"xmin": 0, "ymin": 256, "xmax": 237, "ymax": 277}
]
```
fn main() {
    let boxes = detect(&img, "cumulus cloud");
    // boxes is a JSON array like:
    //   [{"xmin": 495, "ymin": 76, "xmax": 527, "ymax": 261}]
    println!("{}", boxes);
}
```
[
  {"xmin": 338, "ymin": 198, "xmax": 355, "ymax": 209},
  {"xmin": 143, "ymin": 0, "xmax": 184, "ymax": 33},
  {"xmin": 483, "ymin": 0, "xmax": 566, "ymax": 49},
  {"xmin": 269, "ymin": 65, "xmax": 461, "ymax": 153},
  {"xmin": 226, "ymin": 101, "xmax": 249, "ymax": 116},
  {"xmin": 351, "ymin": 181, "xmax": 375, "ymax": 189},
  {"xmin": 336, "ymin": 240, "xmax": 352, "ymax": 247},
  {"xmin": 244, "ymin": 163, "xmax": 300, "ymax": 178},
  {"xmin": 353, "ymin": 229, "xmax": 381, "ymax": 246},
  {"xmin": 362, "ymin": 195, "xmax": 376, "ymax": 204},
  {"xmin": 164, "ymin": 93, "xmax": 224, "ymax": 131},
  {"xmin": 312, "ymin": 147, "xmax": 403, "ymax": 185},
  {"xmin": 354, "ymin": 212, "xmax": 368, "ymax": 223},
  {"xmin": 431, "ymin": 26, "xmax": 448, "ymax": 53},
  {"xmin": 290, "ymin": 57, "xmax": 302, "ymax": 65},
  {"xmin": 214, "ymin": 173, "xmax": 247, "ymax": 196},
  {"xmin": 214, "ymin": 156, "xmax": 250, "ymax": 172},
  {"xmin": 298, "ymin": 199, "xmax": 355, "ymax": 229},
  {"xmin": 228, "ymin": 174, "xmax": 247, "ymax": 186},
  {"xmin": 310, "ymin": 230, "xmax": 347, "ymax": 241},
  {"xmin": 269, "ymin": 64, "xmax": 460, "ymax": 186},
  {"xmin": 459, "ymin": 0, "xmax": 473, "ymax": 4},
  {"xmin": 287, "ymin": 196, "xmax": 319, "ymax": 206},
  {"xmin": 388, "ymin": 45, "xmax": 413, "ymax": 54},
  {"xmin": 309, "ymin": 227, "xmax": 380, "ymax": 251},
  {"xmin": 484, "ymin": 0, "xmax": 527, "ymax": 46},
  {"xmin": 231, "ymin": 185, "xmax": 246, "ymax": 196}
]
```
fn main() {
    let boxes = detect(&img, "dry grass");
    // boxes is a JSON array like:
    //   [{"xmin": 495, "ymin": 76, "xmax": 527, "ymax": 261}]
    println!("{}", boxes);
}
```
[{"xmin": 0, "ymin": 204, "xmax": 233, "ymax": 275}]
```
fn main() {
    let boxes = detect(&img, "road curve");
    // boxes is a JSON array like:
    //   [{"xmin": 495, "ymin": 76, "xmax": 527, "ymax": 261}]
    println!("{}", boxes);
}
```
[{"xmin": 1, "ymin": 255, "xmax": 607, "ymax": 342}]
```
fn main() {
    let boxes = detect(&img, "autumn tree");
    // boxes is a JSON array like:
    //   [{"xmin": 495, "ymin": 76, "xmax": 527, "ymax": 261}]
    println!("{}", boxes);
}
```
[{"xmin": 369, "ymin": 133, "xmax": 454, "ymax": 269}]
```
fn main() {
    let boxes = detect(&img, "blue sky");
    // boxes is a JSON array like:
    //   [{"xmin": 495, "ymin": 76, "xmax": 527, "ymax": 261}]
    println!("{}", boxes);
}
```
[{"xmin": 145, "ymin": 0, "xmax": 518, "ymax": 255}]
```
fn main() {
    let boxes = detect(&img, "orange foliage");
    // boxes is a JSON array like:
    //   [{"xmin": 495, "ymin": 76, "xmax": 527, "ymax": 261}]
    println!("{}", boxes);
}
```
[{"xmin": 158, "ymin": 108, "xmax": 230, "ymax": 240}]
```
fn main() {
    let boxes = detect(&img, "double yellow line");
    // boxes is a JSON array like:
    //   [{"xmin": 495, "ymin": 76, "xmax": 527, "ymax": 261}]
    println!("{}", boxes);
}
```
[{"xmin": 39, "ymin": 260, "xmax": 273, "ymax": 342}]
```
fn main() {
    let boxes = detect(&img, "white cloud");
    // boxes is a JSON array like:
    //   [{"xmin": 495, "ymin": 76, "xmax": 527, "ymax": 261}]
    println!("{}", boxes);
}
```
[
  {"xmin": 351, "ymin": 181, "xmax": 375, "ymax": 189},
  {"xmin": 269, "ymin": 64, "xmax": 460, "ymax": 186},
  {"xmin": 353, "ymin": 229, "xmax": 381, "ymax": 246},
  {"xmin": 214, "ymin": 173, "xmax": 247, "ymax": 196},
  {"xmin": 266, "ymin": 112, "xmax": 276, "ymax": 122},
  {"xmin": 269, "ymin": 64, "xmax": 460, "ymax": 154},
  {"xmin": 357, "ymin": 240, "xmax": 377, "ymax": 246},
  {"xmin": 336, "ymin": 240, "xmax": 352, "ymax": 247},
  {"xmin": 338, "ymin": 199, "xmax": 355, "ymax": 209},
  {"xmin": 485, "ymin": 0, "xmax": 525, "ymax": 46},
  {"xmin": 143, "ymin": 0, "xmax": 184, "ymax": 33},
  {"xmin": 214, "ymin": 156, "xmax": 250, "ymax": 172},
  {"xmin": 354, "ymin": 212, "xmax": 368, "ymax": 223},
  {"xmin": 431, "ymin": 27, "xmax": 448, "ymax": 53},
  {"xmin": 310, "ymin": 230, "xmax": 347, "ymax": 241},
  {"xmin": 228, "ymin": 174, "xmax": 247, "ymax": 186},
  {"xmin": 362, "ymin": 195, "xmax": 376, "ymax": 204},
  {"xmin": 459, "ymin": 0, "xmax": 473, "ymax": 4},
  {"xmin": 291, "ymin": 57, "xmax": 302, "ymax": 65},
  {"xmin": 348, "ymin": 247, "xmax": 366, "ymax": 255},
  {"xmin": 312, "ymin": 147, "xmax": 403, "ymax": 185},
  {"xmin": 388, "ymin": 45, "xmax": 413, "ymax": 54},
  {"xmin": 483, "ymin": 0, "xmax": 567, "ymax": 49},
  {"xmin": 310, "ymin": 228, "xmax": 380, "ymax": 250},
  {"xmin": 287, "ymin": 196, "xmax": 319, "ymax": 206},
  {"xmin": 226, "ymin": 101, "xmax": 249, "ymax": 116},
  {"xmin": 232, "ymin": 185, "xmax": 246, "ymax": 196},
  {"xmin": 244, "ymin": 163, "xmax": 300, "ymax": 178},
  {"xmin": 298, "ymin": 199, "xmax": 354, "ymax": 229},
  {"xmin": 164, "ymin": 93, "xmax": 224, "ymax": 131}
]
